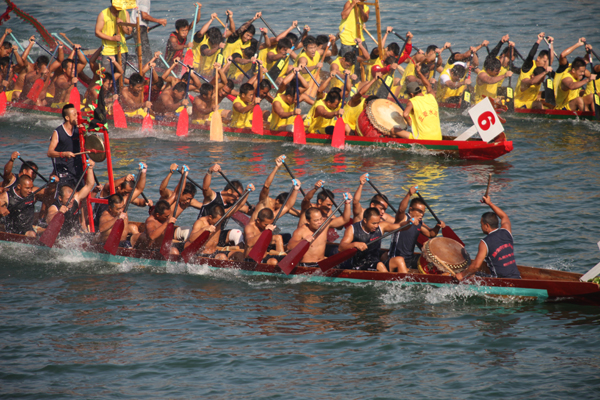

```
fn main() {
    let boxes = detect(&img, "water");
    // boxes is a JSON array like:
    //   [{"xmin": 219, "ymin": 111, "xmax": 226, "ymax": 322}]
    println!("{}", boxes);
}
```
[{"xmin": 2, "ymin": 0, "xmax": 600, "ymax": 398}]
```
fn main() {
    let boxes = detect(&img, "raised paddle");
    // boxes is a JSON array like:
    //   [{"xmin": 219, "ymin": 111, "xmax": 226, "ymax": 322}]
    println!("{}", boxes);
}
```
[
  {"xmin": 416, "ymin": 191, "xmax": 464, "ymax": 246},
  {"xmin": 182, "ymin": 186, "xmax": 253, "ymax": 263},
  {"xmin": 109, "ymin": 58, "xmax": 127, "ymax": 128},
  {"xmin": 252, "ymin": 60, "xmax": 264, "ymax": 135},
  {"xmin": 506, "ymin": 45, "xmax": 515, "ymax": 111},
  {"xmin": 142, "ymin": 67, "xmax": 153, "ymax": 131},
  {"xmin": 176, "ymin": 60, "xmax": 210, "ymax": 83},
  {"xmin": 378, "ymin": 76, "xmax": 405, "ymax": 110},
  {"xmin": 259, "ymin": 15, "xmax": 278, "ymax": 37},
  {"xmin": 17, "ymin": 156, "xmax": 49, "ymax": 184},
  {"xmin": 542, "ymin": 37, "xmax": 556, "ymax": 106},
  {"xmin": 176, "ymin": 66, "xmax": 192, "ymax": 137},
  {"xmin": 160, "ymin": 166, "xmax": 188, "ymax": 258},
  {"xmin": 103, "ymin": 164, "xmax": 145, "ymax": 255},
  {"xmin": 484, "ymin": 173, "xmax": 492, "ymax": 197},
  {"xmin": 217, "ymin": 170, "xmax": 254, "ymax": 209},
  {"xmin": 293, "ymin": 70, "xmax": 306, "ymax": 144},
  {"xmin": 247, "ymin": 180, "xmax": 297, "ymax": 263},
  {"xmin": 159, "ymin": 54, "xmax": 178, "ymax": 78},
  {"xmin": 39, "ymin": 163, "xmax": 90, "ymax": 248},
  {"xmin": 125, "ymin": 23, "xmax": 162, "ymax": 41},
  {"xmin": 267, "ymin": 28, "xmax": 304, "ymax": 81},
  {"xmin": 365, "ymin": 174, "xmax": 397, "ymax": 214},
  {"xmin": 230, "ymin": 58, "xmax": 252, "ymax": 80},
  {"xmin": 9, "ymin": 33, "xmax": 34, "ymax": 63},
  {"xmin": 278, "ymin": 194, "xmax": 347, "ymax": 275},
  {"xmin": 210, "ymin": 66, "xmax": 224, "ymax": 141},
  {"xmin": 183, "ymin": 4, "xmax": 199, "ymax": 74},
  {"xmin": 331, "ymin": 72, "xmax": 348, "ymax": 149},
  {"xmin": 68, "ymin": 47, "xmax": 81, "ymax": 111},
  {"xmin": 318, "ymin": 222, "xmax": 412, "ymax": 272},
  {"xmin": 281, "ymin": 157, "xmax": 306, "ymax": 197}
]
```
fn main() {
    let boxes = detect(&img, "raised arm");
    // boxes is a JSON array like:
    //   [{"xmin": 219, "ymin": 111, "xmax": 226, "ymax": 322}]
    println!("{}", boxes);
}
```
[
  {"xmin": 159, "ymin": 163, "xmax": 178, "ymax": 199},
  {"xmin": 301, "ymin": 179, "xmax": 324, "ymax": 211},
  {"xmin": 352, "ymin": 173, "xmax": 367, "ymax": 221},
  {"xmin": 201, "ymin": 163, "xmax": 219, "ymax": 203},
  {"xmin": 481, "ymin": 195, "xmax": 511, "ymax": 233},
  {"xmin": 259, "ymin": 155, "xmax": 285, "ymax": 204}
]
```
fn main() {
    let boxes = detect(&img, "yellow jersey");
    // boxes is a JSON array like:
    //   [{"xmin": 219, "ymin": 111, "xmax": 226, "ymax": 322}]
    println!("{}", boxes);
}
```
[
  {"xmin": 330, "ymin": 58, "xmax": 354, "ymax": 89},
  {"xmin": 436, "ymin": 62, "xmax": 465, "ymax": 102},
  {"xmin": 295, "ymin": 51, "xmax": 321, "ymax": 82},
  {"xmin": 270, "ymin": 94, "xmax": 295, "ymax": 130},
  {"xmin": 514, "ymin": 64, "xmax": 540, "ymax": 109},
  {"xmin": 100, "ymin": 8, "xmax": 129, "ymax": 56},
  {"xmin": 473, "ymin": 65, "xmax": 508, "ymax": 103},
  {"xmin": 338, "ymin": 0, "xmax": 369, "ymax": 46},
  {"xmin": 230, "ymin": 96, "xmax": 253, "ymax": 128},
  {"xmin": 343, "ymin": 97, "xmax": 365, "ymax": 131},
  {"xmin": 409, "ymin": 93, "xmax": 442, "ymax": 140},
  {"xmin": 554, "ymin": 71, "xmax": 581, "ymax": 111},
  {"xmin": 305, "ymin": 100, "xmax": 336, "ymax": 134}
]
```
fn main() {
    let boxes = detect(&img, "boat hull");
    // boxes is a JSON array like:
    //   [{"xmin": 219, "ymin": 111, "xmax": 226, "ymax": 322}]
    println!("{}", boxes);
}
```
[
  {"xmin": 2, "ymin": 231, "xmax": 599, "ymax": 306},
  {"xmin": 6, "ymin": 101, "xmax": 512, "ymax": 161}
]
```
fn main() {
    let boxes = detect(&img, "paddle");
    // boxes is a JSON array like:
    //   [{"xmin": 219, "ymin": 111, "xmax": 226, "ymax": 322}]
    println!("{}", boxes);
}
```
[
  {"xmin": 142, "ymin": 67, "xmax": 153, "ymax": 131},
  {"xmin": 27, "ymin": 76, "xmax": 45, "ymax": 103},
  {"xmin": 217, "ymin": 170, "xmax": 254, "ymax": 209},
  {"xmin": 9, "ymin": 33, "xmax": 34, "ymax": 63},
  {"xmin": 176, "ymin": 66, "xmax": 192, "ymax": 137},
  {"xmin": 159, "ymin": 54, "xmax": 178, "ymax": 78},
  {"xmin": 247, "ymin": 180, "xmax": 297, "ymax": 262},
  {"xmin": 462, "ymin": 53, "xmax": 474, "ymax": 108},
  {"xmin": 303, "ymin": 66, "xmax": 320, "ymax": 89},
  {"xmin": 210, "ymin": 66, "xmax": 224, "ymax": 141},
  {"xmin": 378, "ymin": 76, "xmax": 405, "ymax": 110},
  {"xmin": 542, "ymin": 37, "xmax": 556, "ymax": 106},
  {"xmin": 103, "ymin": 164, "xmax": 145, "ymax": 255},
  {"xmin": 39, "ymin": 162, "xmax": 90, "ymax": 248},
  {"xmin": 176, "ymin": 60, "xmax": 210, "ymax": 83},
  {"xmin": 183, "ymin": 4, "xmax": 199, "ymax": 73},
  {"xmin": 365, "ymin": 174, "xmax": 397, "ymax": 214},
  {"xmin": 391, "ymin": 31, "xmax": 421, "ymax": 55},
  {"xmin": 331, "ymin": 73, "xmax": 348, "ymax": 149},
  {"xmin": 252, "ymin": 61, "xmax": 264, "ymax": 135},
  {"xmin": 125, "ymin": 23, "xmax": 162, "ymax": 41},
  {"xmin": 230, "ymin": 58, "xmax": 251, "ymax": 80},
  {"xmin": 306, "ymin": 40, "xmax": 331, "ymax": 99},
  {"xmin": 17, "ymin": 156, "xmax": 49, "ymax": 184},
  {"xmin": 259, "ymin": 15, "xmax": 278, "ymax": 37},
  {"xmin": 318, "ymin": 223, "xmax": 411, "ymax": 272},
  {"xmin": 68, "ymin": 47, "xmax": 80, "ymax": 111},
  {"xmin": 182, "ymin": 186, "xmax": 253, "ymax": 263},
  {"xmin": 484, "ymin": 173, "xmax": 492, "ymax": 197},
  {"xmin": 278, "ymin": 194, "xmax": 347, "ymax": 275},
  {"xmin": 506, "ymin": 45, "xmax": 515, "ymax": 111},
  {"xmin": 160, "ymin": 166, "xmax": 188, "ymax": 258},
  {"xmin": 109, "ymin": 58, "xmax": 127, "ymax": 128},
  {"xmin": 293, "ymin": 70, "xmax": 306, "ymax": 144},
  {"xmin": 281, "ymin": 158, "xmax": 306, "ymax": 197},
  {"xmin": 267, "ymin": 28, "xmax": 303, "ymax": 81},
  {"xmin": 416, "ymin": 191, "xmax": 464, "ymax": 246}
]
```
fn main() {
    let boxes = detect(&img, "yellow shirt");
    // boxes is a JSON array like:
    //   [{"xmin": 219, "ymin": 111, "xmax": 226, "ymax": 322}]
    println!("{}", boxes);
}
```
[
  {"xmin": 305, "ymin": 99, "xmax": 336, "ymax": 134},
  {"xmin": 193, "ymin": 36, "xmax": 207, "ymax": 72},
  {"xmin": 409, "ymin": 93, "xmax": 442, "ymax": 140},
  {"xmin": 514, "ymin": 64, "xmax": 540, "ymax": 109},
  {"xmin": 330, "ymin": 58, "xmax": 354, "ymax": 89},
  {"xmin": 223, "ymin": 37, "xmax": 251, "ymax": 63},
  {"xmin": 230, "ymin": 96, "xmax": 253, "ymax": 128},
  {"xmin": 473, "ymin": 65, "xmax": 508, "ymax": 103},
  {"xmin": 555, "ymin": 71, "xmax": 581, "ymax": 111},
  {"xmin": 270, "ymin": 94, "xmax": 295, "ymax": 130},
  {"xmin": 584, "ymin": 77, "xmax": 600, "ymax": 96},
  {"xmin": 436, "ymin": 62, "xmax": 465, "ymax": 102},
  {"xmin": 338, "ymin": 0, "xmax": 369, "ymax": 46},
  {"xmin": 100, "ymin": 8, "xmax": 129, "ymax": 56},
  {"xmin": 295, "ymin": 51, "xmax": 321, "ymax": 82},
  {"xmin": 343, "ymin": 97, "xmax": 365, "ymax": 131},
  {"xmin": 266, "ymin": 48, "xmax": 289, "ymax": 79}
]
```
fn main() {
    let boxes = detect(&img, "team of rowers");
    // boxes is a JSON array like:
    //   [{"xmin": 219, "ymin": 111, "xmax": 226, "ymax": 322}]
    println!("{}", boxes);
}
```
[
  {"xmin": 1, "ymin": 2, "xmax": 598, "ymax": 141},
  {"xmin": 1, "ymin": 119, "xmax": 520, "ymax": 281}
]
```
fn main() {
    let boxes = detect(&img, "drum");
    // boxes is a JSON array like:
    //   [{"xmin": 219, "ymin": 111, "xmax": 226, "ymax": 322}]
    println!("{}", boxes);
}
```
[
  {"xmin": 83, "ymin": 134, "xmax": 106, "ymax": 163},
  {"xmin": 356, "ymin": 99, "xmax": 407, "ymax": 137},
  {"xmin": 418, "ymin": 237, "xmax": 471, "ymax": 275}
]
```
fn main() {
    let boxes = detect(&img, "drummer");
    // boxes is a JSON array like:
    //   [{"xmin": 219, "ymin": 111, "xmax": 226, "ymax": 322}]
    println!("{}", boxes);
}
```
[
  {"xmin": 455, "ymin": 195, "xmax": 521, "ymax": 281},
  {"xmin": 388, "ymin": 187, "xmax": 445, "ymax": 273}
]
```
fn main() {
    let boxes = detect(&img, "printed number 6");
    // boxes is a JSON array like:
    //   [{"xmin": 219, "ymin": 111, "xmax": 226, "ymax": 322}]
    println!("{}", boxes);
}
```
[{"xmin": 477, "ymin": 111, "xmax": 495, "ymax": 131}]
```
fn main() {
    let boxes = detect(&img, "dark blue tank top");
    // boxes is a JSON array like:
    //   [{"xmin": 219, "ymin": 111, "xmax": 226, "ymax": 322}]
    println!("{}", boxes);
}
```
[
  {"xmin": 51, "ymin": 123, "xmax": 83, "ymax": 179},
  {"xmin": 5, "ymin": 187, "xmax": 35, "ymax": 235},
  {"xmin": 351, "ymin": 221, "xmax": 382, "ymax": 267},
  {"xmin": 51, "ymin": 198, "xmax": 81, "ymax": 237},
  {"xmin": 482, "ymin": 228, "xmax": 521, "ymax": 279},
  {"xmin": 197, "ymin": 191, "xmax": 229, "ymax": 219},
  {"xmin": 389, "ymin": 213, "xmax": 423, "ymax": 258}
]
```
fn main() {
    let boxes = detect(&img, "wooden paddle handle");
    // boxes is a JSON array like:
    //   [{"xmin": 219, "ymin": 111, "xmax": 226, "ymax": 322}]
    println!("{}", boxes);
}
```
[
  {"xmin": 484, "ymin": 174, "xmax": 492, "ymax": 197},
  {"xmin": 362, "ymin": 26, "xmax": 378, "ymax": 46},
  {"xmin": 59, "ymin": 33, "xmax": 75, "ymax": 48},
  {"xmin": 215, "ymin": 16, "xmax": 227, "ymax": 29}
]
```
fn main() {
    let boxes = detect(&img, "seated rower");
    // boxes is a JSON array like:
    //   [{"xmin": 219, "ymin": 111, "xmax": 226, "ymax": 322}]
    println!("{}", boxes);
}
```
[
  {"xmin": 288, "ymin": 193, "xmax": 352, "ymax": 267},
  {"xmin": 352, "ymin": 173, "xmax": 395, "ymax": 223},
  {"xmin": 45, "ymin": 159, "xmax": 96, "ymax": 237},
  {"xmin": 338, "ymin": 206, "xmax": 410, "ymax": 272},
  {"xmin": 159, "ymin": 163, "xmax": 201, "ymax": 217},
  {"xmin": 555, "ymin": 57, "xmax": 596, "ymax": 112},
  {"xmin": 95, "ymin": 193, "xmax": 141, "ymax": 247},
  {"xmin": 343, "ymin": 75, "xmax": 380, "ymax": 135},
  {"xmin": 244, "ymin": 179, "xmax": 301, "ymax": 264},
  {"xmin": 134, "ymin": 200, "xmax": 179, "ymax": 254},
  {"xmin": 192, "ymin": 82, "xmax": 216, "ymax": 124},
  {"xmin": 456, "ymin": 194, "xmax": 520, "ymax": 281},
  {"xmin": 230, "ymin": 82, "xmax": 259, "ymax": 129},
  {"xmin": 185, "ymin": 204, "xmax": 228, "ymax": 260},
  {"xmin": 388, "ymin": 186, "xmax": 446, "ymax": 273},
  {"xmin": 93, "ymin": 163, "xmax": 150, "ymax": 229},
  {"xmin": 120, "ymin": 73, "xmax": 152, "ymax": 118},
  {"xmin": 0, "ymin": 174, "xmax": 52, "ymax": 237},
  {"xmin": 270, "ymin": 83, "xmax": 300, "ymax": 132},
  {"xmin": 300, "ymin": 180, "xmax": 337, "ymax": 221},
  {"xmin": 19, "ymin": 54, "xmax": 50, "ymax": 104},
  {"xmin": 473, "ymin": 57, "xmax": 513, "ymax": 104},
  {"xmin": 514, "ymin": 32, "xmax": 552, "ymax": 109},
  {"xmin": 436, "ymin": 63, "xmax": 469, "ymax": 104},
  {"xmin": 304, "ymin": 91, "xmax": 342, "ymax": 134},
  {"xmin": 152, "ymin": 81, "xmax": 188, "ymax": 118},
  {"xmin": 253, "ymin": 155, "xmax": 300, "ymax": 220},
  {"xmin": 2, "ymin": 151, "xmax": 39, "ymax": 189},
  {"xmin": 399, "ymin": 66, "xmax": 442, "ymax": 140}
]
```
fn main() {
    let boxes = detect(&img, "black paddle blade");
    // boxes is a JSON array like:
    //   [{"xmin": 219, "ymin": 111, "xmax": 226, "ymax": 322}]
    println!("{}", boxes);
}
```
[
  {"xmin": 318, "ymin": 248, "xmax": 357, "ymax": 272},
  {"xmin": 278, "ymin": 240, "xmax": 310, "ymax": 275},
  {"xmin": 104, "ymin": 218, "xmax": 125, "ymax": 255},
  {"xmin": 160, "ymin": 223, "xmax": 176, "ymax": 259},
  {"xmin": 247, "ymin": 230, "xmax": 273, "ymax": 263},
  {"xmin": 181, "ymin": 230, "xmax": 211, "ymax": 263},
  {"xmin": 38, "ymin": 212, "xmax": 65, "ymax": 248},
  {"xmin": 544, "ymin": 78, "xmax": 556, "ymax": 106}
]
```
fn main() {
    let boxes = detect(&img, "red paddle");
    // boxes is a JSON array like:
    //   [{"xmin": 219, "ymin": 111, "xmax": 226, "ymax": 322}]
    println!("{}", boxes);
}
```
[
  {"xmin": 142, "ymin": 67, "xmax": 154, "ymax": 131},
  {"xmin": 416, "ymin": 191, "xmax": 464, "ymax": 246},
  {"xmin": 0, "ymin": 91, "xmax": 6, "ymax": 116},
  {"xmin": 176, "ymin": 66, "xmax": 193, "ymax": 137},
  {"xmin": 247, "ymin": 180, "xmax": 297, "ymax": 263},
  {"xmin": 318, "ymin": 223, "xmax": 411, "ymax": 272},
  {"xmin": 331, "ymin": 73, "xmax": 347, "ymax": 149},
  {"xmin": 293, "ymin": 71, "xmax": 306, "ymax": 144},
  {"xmin": 109, "ymin": 59, "xmax": 127, "ymax": 128},
  {"xmin": 39, "ymin": 164, "xmax": 89, "ymax": 247},
  {"xmin": 27, "ymin": 79, "xmax": 45, "ymax": 102},
  {"xmin": 252, "ymin": 62, "xmax": 264, "ymax": 135},
  {"xmin": 278, "ymin": 194, "xmax": 347, "ymax": 275},
  {"xmin": 68, "ymin": 48, "xmax": 80, "ymax": 111},
  {"xmin": 103, "ymin": 164, "xmax": 145, "ymax": 255},
  {"xmin": 160, "ymin": 167, "xmax": 188, "ymax": 258},
  {"xmin": 181, "ymin": 187, "xmax": 252, "ymax": 263}
]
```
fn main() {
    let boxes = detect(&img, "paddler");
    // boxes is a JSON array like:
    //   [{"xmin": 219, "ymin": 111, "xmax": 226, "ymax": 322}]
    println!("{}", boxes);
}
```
[
  {"xmin": 352, "ymin": 173, "xmax": 395, "ymax": 223},
  {"xmin": 253, "ymin": 155, "xmax": 301, "ymax": 221},
  {"xmin": 19, "ymin": 52, "xmax": 50, "ymax": 104},
  {"xmin": 134, "ymin": 199, "xmax": 179, "ymax": 254},
  {"xmin": 455, "ymin": 194, "xmax": 521, "ymax": 281},
  {"xmin": 338, "ymin": 206, "xmax": 410, "ymax": 272},
  {"xmin": 194, "ymin": 24, "xmax": 226, "ymax": 76},
  {"xmin": 0, "ymin": 28, "xmax": 14, "ymax": 58},
  {"xmin": 0, "ymin": 174, "xmax": 50, "ymax": 237},
  {"xmin": 120, "ymin": 73, "xmax": 152, "ymax": 118},
  {"xmin": 184, "ymin": 204, "xmax": 229, "ymax": 259},
  {"xmin": 223, "ymin": 12, "xmax": 261, "ymax": 63},
  {"xmin": 95, "ymin": 193, "xmax": 141, "ymax": 248},
  {"xmin": 165, "ymin": 12, "xmax": 202, "ymax": 66},
  {"xmin": 45, "ymin": 159, "xmax": 96, "ymax": 237},
  {"xmin": 229, "ymin": 82, "xmax": 258, "ymax": 128},
  {"xmin": 47, "ymin": 104, "xmax": 84, "ymax": 188},
  {"xmin": 270, "ymin": 82, "xmax": 300, "ymax": 132},
  {"xmin": 192, "ymin": 82, "xmax": 216, "ymax": 124},
  {"xmin": 304, "ymin": 90, "xmax": 343, "ymax": 134},
  {"xmin": 473, "ymin": 57, "xmax": 513, "ymax": 103},
  {"xmin": 338, "ymin": 0, "xmax": 370, "ymax": 57},
  {"xmin": 398, "ymin": 42, "xmax": 450, "ymax": 98},
  {"xmin": 397, "ymin": 65, "xmax": 442, "ymax": 140},
  {"xmin": 288, "ymin": 192, "xmax": 352, "ymax": 267},
  {"xmin": 554, "ymin": 57, "xmax": 595, "ymax": 112},
  {"xmin": 158, "ymin": 163, "xmax": 202, "ymax": 218},
  {"xmin": 2, "ymin": 151, "xmax": 39, "ymax": 189},
  {"xmin": 388, "ymin": 186, "xmax": 445, "ymax": 273},
  {"xmin": 243, "ymin": 180, "xmax": 300, "ymax": 264},
  {"xmin": 94, "ymin": 2, "xmax": 132, "ymax": 73},
  {"xmin": 47, "ymin": 49, "xmax": 87, "ymax": 109},
  {"xmin": 514, "ymin": 32, "xmax": 552, "ymax": 109},
  {"xmin": 151, "ymin": 81, "xmax": 188, "ymax": 118}
]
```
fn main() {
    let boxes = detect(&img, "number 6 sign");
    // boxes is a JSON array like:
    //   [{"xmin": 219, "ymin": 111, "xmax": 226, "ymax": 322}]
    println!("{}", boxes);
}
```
[{"xmin": 468, "ymin": 97, "xmax": 504, "ymax": 142}]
